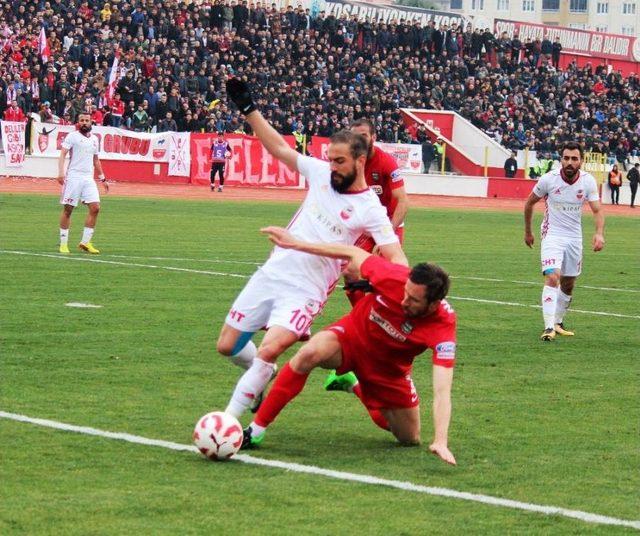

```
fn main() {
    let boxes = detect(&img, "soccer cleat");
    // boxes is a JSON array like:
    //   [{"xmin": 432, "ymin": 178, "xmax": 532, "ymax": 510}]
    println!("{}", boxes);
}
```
[
  {"xmin": 240, "ymin": 426, "xmax": 265, "ymax": 450},
  {"xmin": 554, "ymin": 323, "xmax": 574, "ymax": 336},
  {"xmin": 250, "ymin": 365, "xmax": 278, "ymax": 414},
  {"xmin": 540, "ymin": 328, "xmax": 556, "ymax": 341},
  {"xmin": 78, "ymin": 242, "xmax": 100, "ymax": 254},
  {"xmin": 323, "ymin": 370, "xmax": 358, "ymax": 392},
  {"xmin": 59, "ymin": 244, "xmax": 70, "ymax": 254}
]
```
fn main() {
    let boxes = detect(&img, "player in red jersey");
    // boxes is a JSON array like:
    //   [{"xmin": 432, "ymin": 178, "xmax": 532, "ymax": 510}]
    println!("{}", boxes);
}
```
[
  {"xmin": 346, "ymin": 118, "xmax": 409, "ymax": 305},
  {"xmin": 242, "ymin": 226, "xmax": 457, "ymax": 465}
]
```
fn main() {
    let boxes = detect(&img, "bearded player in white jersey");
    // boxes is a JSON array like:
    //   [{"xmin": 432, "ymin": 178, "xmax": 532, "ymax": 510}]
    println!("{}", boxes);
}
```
[
  {"xmin": 57, "ymin": 111, "xmax": 109, "ymax": 254},
  {"xmin": 524, "ymin": 142, "xmax": 605, "ymax": 341},
  {"xmin": 216, "ymin": 79, "xmax": 408, "ymax": 419}
]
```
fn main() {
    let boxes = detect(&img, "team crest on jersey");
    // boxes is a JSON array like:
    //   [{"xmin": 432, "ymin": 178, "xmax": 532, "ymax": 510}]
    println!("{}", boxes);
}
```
[
  {"xmin": 372, "ymin": 173, "xmax": 380, "ymax": 181},
  {"xmin": 401, "ymin": 321, "xmax": 413, "ymax": 334},
  {"xmin": 340, "ymin": 205, "xmax": 354, "ymax": 220},
  {"xmin": 576, "ymin": 189, "xmax": 583, "ymax": 199},
  {"xmin": 371, "ymin": 185, "xmax": 383, "ymax": 195}
]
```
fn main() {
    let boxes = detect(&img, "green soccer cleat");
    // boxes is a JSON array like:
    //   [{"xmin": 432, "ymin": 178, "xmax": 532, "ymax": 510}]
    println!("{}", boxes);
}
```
[
  {"xmin": 240, "ymin": 426, "xmax": 265, "ymax": 450},
  {"xmin": 323, "ymin": 370, "xmax": 358, "ymax": 392}
]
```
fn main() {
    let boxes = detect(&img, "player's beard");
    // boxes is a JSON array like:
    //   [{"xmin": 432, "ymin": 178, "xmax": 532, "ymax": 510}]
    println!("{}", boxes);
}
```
[
  {"xmin": 330, "ymin": 167, "xmax": 357, "ymax": 193},
  {"xmin": 79, "ymin": 124, "xmax": 92, "ymax": 134},
  {"xmin": 562, "ymin": 164, "xmax": 578, "ymax": 180}
]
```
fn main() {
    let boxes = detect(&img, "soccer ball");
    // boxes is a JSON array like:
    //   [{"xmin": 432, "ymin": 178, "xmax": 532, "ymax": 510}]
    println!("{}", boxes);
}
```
[{"xmin": 193, "ymin": 411, "xmax": 243, "ymax": 460}]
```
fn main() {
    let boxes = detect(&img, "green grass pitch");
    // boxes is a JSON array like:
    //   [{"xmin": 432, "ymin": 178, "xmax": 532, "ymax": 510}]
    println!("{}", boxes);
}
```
[{"xmin": 1, "ymin": 192, "xmax": 638, "ymax": 534}]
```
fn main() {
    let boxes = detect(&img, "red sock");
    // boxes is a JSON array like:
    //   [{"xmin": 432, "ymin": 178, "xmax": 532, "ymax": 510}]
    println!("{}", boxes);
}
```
[
  {"xmin": 352, "ymin": 383, "xmax": 390, "ymax": 431},
  {"xmin": 345, "ymin": 289, "xmax": 365, "ymax": 307},
  {"xmin": 254, "ymin": 362, "xmax": 309, "ymax": 428}
]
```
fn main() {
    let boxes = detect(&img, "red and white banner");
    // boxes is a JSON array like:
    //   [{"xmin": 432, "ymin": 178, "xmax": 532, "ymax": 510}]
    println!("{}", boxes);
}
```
[
  {"xmin": 106, "ymin": 49, "xmax": 123, "ymax": 100},
  {"xmin": 168, "ymin": 132, "xmax": 190, "ymax": 176},
  {"xmin": 376, "ymin": 142, "xmax": 423, "ymax": 173},
  {"xmin": 31, "ymin": 122, "xmax": 187, "ymax": 175},
  {"xmin": 190, "ymin": 133, "xmax": 330, "ymax": 187},
  {"xmin": 38, "ymin": 27, "xmax": 50, "ymax": 63},
  {"xmin": 1, "ymin": 121, "xmax": 26, "ymax": 167},
  {"xmin": 495, "ymin": 19, "xmax": 640, "ymax": 63}
]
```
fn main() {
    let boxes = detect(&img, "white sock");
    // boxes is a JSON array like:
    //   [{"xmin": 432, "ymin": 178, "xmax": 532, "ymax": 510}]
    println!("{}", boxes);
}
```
[
  {"xmin": 249, "ymin": 421, "xmax": 266, "ymax": 437},
  {"xmin": 555, "ymin": 291, "xmax": 572, "ymax": 325},
  {"xmin": 59, "ymin": 228, "xmax": 69, "ymax": 245},
  {"xmin": 225, "ymin": 358, "xmax": 276, "ymax": 418},
  {"xmin": 227, "ymin": 340, "xmax": 257, "ymax": 370},
  {"xmin": 542, "ymin": 285, "xmax": 559, "ymax": 329},
  {"xmin": 81, "ymin": 227, "xmax": 94, "ymax": 244}
]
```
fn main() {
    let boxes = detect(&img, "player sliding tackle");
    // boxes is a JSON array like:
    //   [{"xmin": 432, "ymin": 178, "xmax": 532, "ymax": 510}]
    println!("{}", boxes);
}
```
[
  {"xmin": 216, "ymin": 79, "xmax": 407, "ymax": 419},
  {"xmin": 242, "ymin": 226, "xmax": 458, "ymax": 466}
]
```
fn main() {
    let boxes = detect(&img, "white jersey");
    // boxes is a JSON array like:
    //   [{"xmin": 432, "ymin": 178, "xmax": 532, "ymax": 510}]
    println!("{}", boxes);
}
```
[
  {"xmin": 260, "ymin": 154, "xmax": 398, "ymax": 302},
  {"xmin": 533, "ymin": 169, "xmax": 599, "ymax": 239},
  {"xmin": 61, "ymin": 130, "xmax": 99, "ymax": 180}
]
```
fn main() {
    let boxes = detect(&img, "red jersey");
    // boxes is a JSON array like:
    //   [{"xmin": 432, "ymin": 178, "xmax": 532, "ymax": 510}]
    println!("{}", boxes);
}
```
[
  {"xmin": 365, "ymin": 146, "xmax": 403, "ymax": 220},
  {"xmin": 342, "ymin": 256, "xmax": 457, "ymax": 377}
]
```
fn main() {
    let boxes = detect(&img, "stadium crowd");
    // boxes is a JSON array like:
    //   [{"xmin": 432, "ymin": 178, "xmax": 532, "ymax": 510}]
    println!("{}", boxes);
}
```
[{"xmin": 1, "ymin": 0, "xmax": 639, "ymax": 163}]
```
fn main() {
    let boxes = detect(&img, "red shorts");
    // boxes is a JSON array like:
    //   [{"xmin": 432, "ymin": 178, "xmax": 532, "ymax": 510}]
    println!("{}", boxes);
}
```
[
  {"xmin": 326, "ymin": 315, "xmax": 418, "ymax": 410},
  {"xmin": 354, "ymin": 226, "xmax": 404, "ymax": 254}
]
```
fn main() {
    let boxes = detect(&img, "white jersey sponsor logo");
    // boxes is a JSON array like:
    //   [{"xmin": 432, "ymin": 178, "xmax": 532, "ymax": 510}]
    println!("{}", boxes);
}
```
[
  {"xmin": 533, "ymin": 169, "xmax": 599, "ymax": 239},
  {"xmin": 260, "ymin": 155, "xmax": 398, "ymax": 302}
]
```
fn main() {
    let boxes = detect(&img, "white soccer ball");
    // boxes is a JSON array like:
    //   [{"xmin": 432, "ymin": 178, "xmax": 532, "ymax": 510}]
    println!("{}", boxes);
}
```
[{"xmin": 193, "ymin": 411, "xmax": 243, "ymax": 460}]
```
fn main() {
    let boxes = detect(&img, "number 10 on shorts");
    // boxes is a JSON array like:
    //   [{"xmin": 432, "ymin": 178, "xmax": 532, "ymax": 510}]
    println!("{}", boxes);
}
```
[{"xmin": 290, "ymin": 309, "xmax": 312, "ymax": 334}]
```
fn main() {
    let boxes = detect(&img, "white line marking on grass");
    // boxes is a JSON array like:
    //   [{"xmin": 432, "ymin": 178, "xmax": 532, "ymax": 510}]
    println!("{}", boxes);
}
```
[
  {"xmin": 1, "ymin": 411, "xmax": 638, "ymax": 531},
  {"xmin": 452, "ymin": 275, "xmax": 640, "ymax": 294},
  {"xmin": 449, "ymin": 296, "xmax": 640, "ymax": 319},
  {"xmin": 1, "ymin": 250, "xmax": 638, "ymax": 319},
  {"xmin": 0, "ymin": 250, "xmax": 250, "ymax": 279},
  {"xmin": 65, "ymin": 302, "xmax": 103, "ymax": 309},
  {"xmin": 102, "ymin": 254, "xmax": 262, "ymax": 266}
]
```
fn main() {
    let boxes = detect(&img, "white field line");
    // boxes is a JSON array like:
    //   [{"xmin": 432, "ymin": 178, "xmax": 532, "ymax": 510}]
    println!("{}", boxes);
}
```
[
  {"xmin": 1, "ymin": 411, "xmax": 638, "ymax": 531},
  {"xmin": 65, "ymin": 302, "xmax": 103, "ymax": 309},
  {"xmin": 100, "ymin": 253, "xmax": 639, "ymax": 294},
  {"xmin": 2, "ymin": 250, "xmax": 639, "ymax": 320}
]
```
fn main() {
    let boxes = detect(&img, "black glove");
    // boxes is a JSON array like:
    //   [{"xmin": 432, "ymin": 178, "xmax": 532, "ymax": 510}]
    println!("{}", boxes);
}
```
[
  {"xmin": 344, "ymin": 279, "xmax": 373, "ymax": 293},
  {"xmin": 226, "ymin": 78, "xmax": 257, "ymax": 115}
]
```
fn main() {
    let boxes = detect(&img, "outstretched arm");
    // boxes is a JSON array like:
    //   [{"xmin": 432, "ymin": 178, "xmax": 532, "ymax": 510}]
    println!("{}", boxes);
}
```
[
  {"xmin": 226, "ymin": 78, "xmax": 298, "ymax": 171},
  {"xmin": 261, "ymin": 226, "xmax": 371, "ymax": 272},
  {"xmin": 429, "ymin": 365, "xmax": 456, "ymax": 465}
]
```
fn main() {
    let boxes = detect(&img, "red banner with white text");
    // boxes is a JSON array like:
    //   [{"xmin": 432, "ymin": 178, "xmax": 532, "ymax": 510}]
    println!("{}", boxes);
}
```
[{"xmin": 189, "ymin": 133, "xmax": 330, "ymax": 187}]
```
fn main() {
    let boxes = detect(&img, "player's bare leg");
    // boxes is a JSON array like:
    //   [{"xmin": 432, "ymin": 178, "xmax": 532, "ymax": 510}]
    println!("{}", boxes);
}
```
[
  {"xmin": 59, "ymin": 204, "xmax": 74, "ymax": 253},
  {"xmin": 555, "ymin": 276, "xmax": 576, "ymax": 336},
  {"xmin": 541, "ymin": 269, "xmax": 561, "ymax": 341},
  {"xmin": 380, "ymin": 406, "xmax": 421, "ymax": 446},
  {"xmin": 224, "ymin": 325, "xmax": 299, "ymax": 418},
  {"xmin": 242, "ymin": 331, "xmax": 343, "ymax": 447},
  {"xmin": 78, "ymin": 202, "xmax": 101, "ymax": 253}
]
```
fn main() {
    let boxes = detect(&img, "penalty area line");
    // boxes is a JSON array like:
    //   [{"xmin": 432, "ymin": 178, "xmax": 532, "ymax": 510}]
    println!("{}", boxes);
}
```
[{"xmin": 1, "ymin": 411, "xmax": 639, "ymax": 531}]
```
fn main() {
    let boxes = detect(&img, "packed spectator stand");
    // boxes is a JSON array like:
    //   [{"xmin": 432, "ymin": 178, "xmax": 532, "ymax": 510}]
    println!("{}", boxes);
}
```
[{"xmin": 1, "ymin": 0, "xmax": 639, "ymax": 166}]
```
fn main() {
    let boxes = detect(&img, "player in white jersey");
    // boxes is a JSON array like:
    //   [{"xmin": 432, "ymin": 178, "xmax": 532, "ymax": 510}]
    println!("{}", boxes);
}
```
[
  {"xmin": 57, "ymin": 112, "xmax": 109, "ymax": 254},
  {"xmin": 524, "ymin": 142, "xmax": 605, "ymax": 341},
  {"xmin": 216, "ymin": 78, "xmax": 408, "ymax": 419}
]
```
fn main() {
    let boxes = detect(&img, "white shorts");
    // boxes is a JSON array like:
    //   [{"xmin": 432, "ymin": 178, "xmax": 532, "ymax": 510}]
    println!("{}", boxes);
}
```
[
  {"xmin": 225, "ymin": 269, "xmax": 324, "ymax": 337},
  {"xmin": 540, "ymin": 235, "xmax": 583, "ymax": 277},
  {"xmin": 60, "ymin": 178, "xmax": 100, "ymax": 207}
]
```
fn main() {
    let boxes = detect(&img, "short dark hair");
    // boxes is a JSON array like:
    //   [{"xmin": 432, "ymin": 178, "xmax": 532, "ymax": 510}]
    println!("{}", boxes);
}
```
[
  {"xmin": 329, "ymin": 130, "xmax": 368, "ymax": 159},
  {"xmin": 560, "ymin": 141, "xmax": 584, "ymax": 158},
  {"xmin": 409, "ymin": 263, "xmax": 450, "ymax": 304},
  {"xmin": 350, "ymin": 118, "xmax": 375, "ymax": 135}
]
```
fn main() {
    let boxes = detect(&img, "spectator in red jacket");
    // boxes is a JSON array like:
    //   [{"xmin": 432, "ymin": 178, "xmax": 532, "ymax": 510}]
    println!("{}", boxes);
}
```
[
  {"xmin": 109, "ymin": 93, "xmax": 125, "ymax": 127},
  {"xmin": 3, "ymin": 101, "xmax": 27, "ymax": 122}
]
